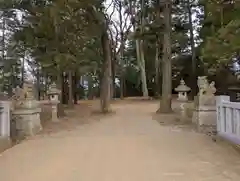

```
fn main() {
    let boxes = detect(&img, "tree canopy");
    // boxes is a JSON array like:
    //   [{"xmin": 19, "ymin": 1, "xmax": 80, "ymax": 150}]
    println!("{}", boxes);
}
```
[{"xmin": 0, "ymin": 0, "xmax": 239, "ymax": 112}]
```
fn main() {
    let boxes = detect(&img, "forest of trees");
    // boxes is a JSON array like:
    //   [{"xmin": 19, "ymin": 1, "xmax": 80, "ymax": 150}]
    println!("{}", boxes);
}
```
[{"xmin": 0, "ymin": 0, "xmax": 240, "ymax": 113}]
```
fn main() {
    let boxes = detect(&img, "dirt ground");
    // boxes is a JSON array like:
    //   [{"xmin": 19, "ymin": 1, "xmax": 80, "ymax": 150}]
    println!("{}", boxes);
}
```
[
  {"xmin": 39, "ymin": 101, "xmax": 106, "ymax": 135},
  {"xmin": 0, "ymin": 99, "xmax": 240, "ymax": 181}
]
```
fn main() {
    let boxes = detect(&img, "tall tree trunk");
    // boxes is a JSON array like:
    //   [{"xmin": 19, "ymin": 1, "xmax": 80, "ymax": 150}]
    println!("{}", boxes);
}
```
[
  {"xmin": 139, "ymin": 40, "xmax": 148, "ymax": 97},
  {"xmin": 120, "ymin": 44, "xmax": 125, "ymax": 99},
  {"xmin": 119, "ymin": 2, "xmax": 125, "ymax": 100},
  {"xmin": 109, "ymin": 35, "xmax": 115, "ymax": 99},
  {"xmin": 100, "ymin": 28, "xmax": 112, "ymax": 113},
  {"xmin": 111, "ymin": 56, "xmax": 116, "ymax": 99},
  {"xmin": 139, "ymin": 0, "xmax": 148, "ymax": 97},
  {"xmin": 73, "ymin": 71, "xmax": 78, "ymax": 104},
  {"xmin": 1, "ymin": 16, "xmax": 4, "ymax": 63},
  {"xmin": 155, "ymin": 2, "xmax": 161, "ymax": 97},
  {"xmin": 88, "ymin": 74, "xmax": 93, "ymax": 100},
  {"xmin": 131, "ymin": 0, "xmax": 148, "ymax": 97},
  {"xmin": 68, "ymin": 71, "xmax": 74, "ymax": 108},
  {"xmin": 21, "ymin": 53, "xmax": 25, "ymax": 87},
  {"xmin": 56, "ymin": 69, "xmax": 65, "ymax": 117},
  {"xmin": 9, "ymin": 66, "xmax": 14, "ymax": 96},
  {"xmin": 120, "ymin": 75, "xmax": 124, "ymax": 99},
  {"xmin": 44, "ymin": 73, "xmax": 48, "ymax": 98},
  {"xmin": 155, "ymin": 41, "xmax": 160, "ymax": 97},
  {"xmin": 36, "ymin": 66, "xmax": 40, "ymax": 100},
  {"xmin": 187, "ymin": 0, "xmax": 197, "ymax": 99},
  {"xmin": 128, "ymin": 0, "xmax": 148, "ymax": 97},
  {"xmin": 158, "ymin": 0, "xmax": 172, "ymax": 113},
  {"xmin": 57, "ymin": 70, "xmax": 63, "ymax": 103},
  {"xmin": 1, "ymin": 16, "xmax": 5, "ymax": 91},
  {"xmin": 63, "ymin": 74, "xmax": 67, "ymax": 103}
]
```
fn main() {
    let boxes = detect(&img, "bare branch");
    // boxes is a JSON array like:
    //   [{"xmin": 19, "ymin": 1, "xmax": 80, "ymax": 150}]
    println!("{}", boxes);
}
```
[
  {"xmin": 105, "ymin": 0, "xmax": 114, "ymax": 12},
  {"xmin": 108, "ymin": 0, "xmax": 116, "ymax": 20},
  {"xmin": 122, "ymin": 13, "xmax": 130, "ymax": 31}
]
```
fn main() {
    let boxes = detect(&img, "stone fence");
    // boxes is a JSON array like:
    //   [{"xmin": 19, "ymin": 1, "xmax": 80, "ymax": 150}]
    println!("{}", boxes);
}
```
[{"xmin": 216, "ymin": 96, "xmax": 240, "ymax": 145}]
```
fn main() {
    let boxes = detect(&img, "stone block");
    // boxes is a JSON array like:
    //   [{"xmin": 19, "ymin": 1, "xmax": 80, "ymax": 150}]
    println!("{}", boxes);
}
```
[
  {"xmin": 13, "ymin": 108, "xmax": 42, "ymax": 138},
  {"xmin": 192, "ymin": 105, "xmax": 216, "ymax": 134}
]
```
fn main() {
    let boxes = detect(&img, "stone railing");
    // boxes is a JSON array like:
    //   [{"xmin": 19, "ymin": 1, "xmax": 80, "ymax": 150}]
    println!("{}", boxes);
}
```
[{"xmin": 216, "ymin": 96, "xmax": 240, "ymax": 145}]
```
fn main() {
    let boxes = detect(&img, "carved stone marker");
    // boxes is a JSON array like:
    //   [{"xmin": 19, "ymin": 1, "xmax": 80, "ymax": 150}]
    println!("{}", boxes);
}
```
[
  {"xmin": 175, "ymin": 79, "xmax": 191, "ymax": 101},
  {"xmin": 12, "ymin": 82, "xmax": 42, "ymax": 138},
  {"xmin": 192, "ymin": 76, "xmax": 217, "ymax": 134},
  {"xmin": 47, "ymin": 83, "xmax": 61, "ymax": 122}
]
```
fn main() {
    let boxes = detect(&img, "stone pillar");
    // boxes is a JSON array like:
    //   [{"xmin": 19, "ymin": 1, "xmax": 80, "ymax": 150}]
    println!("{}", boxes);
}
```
[
  {"xmin": 51, "ymin": 104, "xmax": 59, "ymax": 122},
  {"xmin": 0, "ymin": 101, "xmax": 12, "ymax": 151},
  {"xmin": 0, "ymin": 101, "xmax": 11, "ymax": 138}
]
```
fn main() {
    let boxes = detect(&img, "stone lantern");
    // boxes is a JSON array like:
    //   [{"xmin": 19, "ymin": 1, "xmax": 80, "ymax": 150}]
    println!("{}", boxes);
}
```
[
  {"xmin": 48, "ymin": 83, "xmax": 60, "ymax": 102},
  {"xmin": 47, "ymin": 83, "xmax": 61, "ymax": 122},
  {"xmin": 175, "ymin": 79, "xmax": 191, "ymax": 101}
]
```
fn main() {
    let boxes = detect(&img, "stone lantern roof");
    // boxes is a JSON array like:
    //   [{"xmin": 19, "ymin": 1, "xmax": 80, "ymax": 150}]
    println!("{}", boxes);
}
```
[
  {"xmin": 48, "ymin": 83, "xmax": 61, "ymax": 95},
  {"xmin": 175, "ymin": 79, "xmax": 191, "ymax": 92}
]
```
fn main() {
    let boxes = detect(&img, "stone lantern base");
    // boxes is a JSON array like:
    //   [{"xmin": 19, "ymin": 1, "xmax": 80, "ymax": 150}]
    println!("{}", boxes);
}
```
[
  {"xmin": 51, "ymin": 100, "xmax": 60, "ymax": 122},
  {"xmin": 12, "ymin": 108, "xmax": 42, "ymax": 138}
]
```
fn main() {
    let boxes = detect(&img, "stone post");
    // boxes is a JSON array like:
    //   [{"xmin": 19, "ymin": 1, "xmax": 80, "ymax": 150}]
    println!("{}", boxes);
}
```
[
  {"xmin": 0, "ymin": 101, "xmax": 11, "ymax": 151},
  {"xmin": 0, "ymin": 101, "xmax": 11, "ymax": 138}
]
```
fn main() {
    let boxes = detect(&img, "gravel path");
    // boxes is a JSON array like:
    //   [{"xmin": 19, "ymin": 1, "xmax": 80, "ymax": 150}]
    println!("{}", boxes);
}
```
[{"xmin": 0, "ymin": 101, "xmax": 240, "ymax": 181}]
